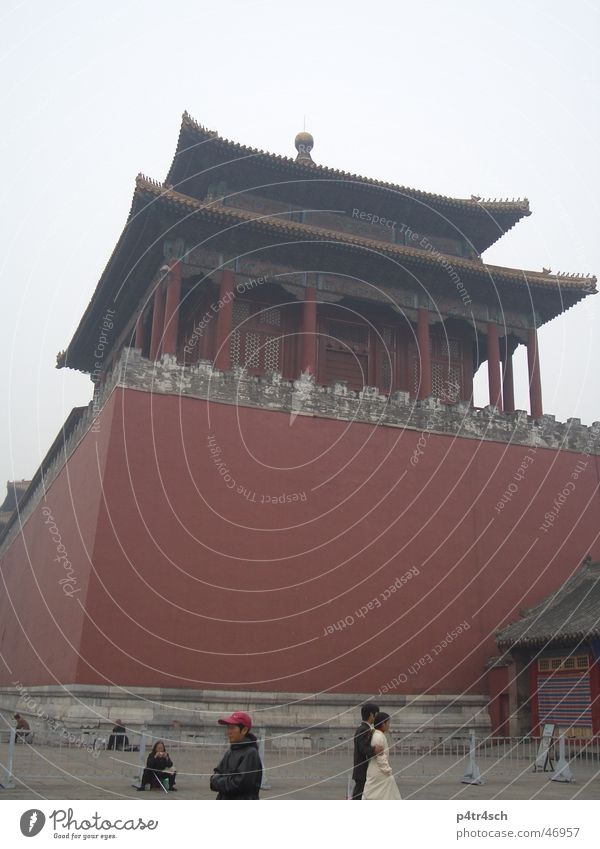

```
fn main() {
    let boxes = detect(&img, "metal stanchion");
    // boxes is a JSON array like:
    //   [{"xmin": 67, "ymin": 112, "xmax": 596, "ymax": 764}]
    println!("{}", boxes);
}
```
[
  {"xmin": 461, "ymin": 729, "xmax": 484, "ymax": 785},
  {"xmin": 551, "ymin": 732, "xmax": 574, "ymax": 783},
  {"xmin": 0, "ymin": 728, "xmax": 16, "ymax": 789},
  {"xmin": 132, "ymin": 731, "xmax": 148, "ymax": 788},
  {"xmin": 258, "ymin": 728, "xmax": 271, "ymax": 789}
]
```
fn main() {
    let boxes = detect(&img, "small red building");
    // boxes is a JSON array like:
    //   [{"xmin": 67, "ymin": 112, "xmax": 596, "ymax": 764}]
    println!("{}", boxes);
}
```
[
  {"xmin": 494, "ymin": 556, "xmax": 600, "ymax": 738},
  {"xmin": 0, "ymin": 115, "xmax": 598, "ymax": 734}
]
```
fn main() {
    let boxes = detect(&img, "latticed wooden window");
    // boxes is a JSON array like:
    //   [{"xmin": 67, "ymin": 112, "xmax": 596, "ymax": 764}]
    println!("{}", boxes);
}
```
[
  {"xmin": 432, "ymin": 363, "xmax": 461, "ymax": 402},
  {"xmin": 229, "ymin": 298, "xmax": 283, "ymax": 374},
  {"xmin": 264, "ymin": 336, "xmax": 281, "ymax": 371},
  {"xmin": 427, "ymin": 333, "xmax": 463, "ymax": 402},
  {"xmin": 260, "ymin": 307, "xmax": 281, "ymax": 326},
  {"xmin": 539, "ymin": 655, "xmax": 590, "ymax": 672},
  {"xmin": 230, "ymin": 329, "xmax": 242, "ymax": 366},
  {"xmin": 232, "ymin": 300, "xmax": 251, "ymax": 325},
  {"xmin": 245, "ymin": 332, "xmax": 261, "ymax": 368}
]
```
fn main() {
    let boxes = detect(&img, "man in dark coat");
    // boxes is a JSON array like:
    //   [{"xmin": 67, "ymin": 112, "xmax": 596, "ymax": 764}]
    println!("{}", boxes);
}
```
[
  {"xmin": 107, "ymin": 719, "xmax": 129, "ymax": 751},
  {"xmin": 351, "ymin": 702, "xmax": 382, "ymax": 799},
  {"xmin": 210, "ymin": 711, "xmax": 263, "ymax": 800}
]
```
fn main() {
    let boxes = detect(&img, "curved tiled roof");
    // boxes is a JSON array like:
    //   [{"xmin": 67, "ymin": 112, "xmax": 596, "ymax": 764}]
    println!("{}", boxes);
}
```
[
  {"xmin": 134, "ymin": 176, "xmax": 596, "ymax": 293},
  {"xmin": 171, "ymin": 112, "xmax": 531, "ymax": 219},
  {"xmin": 57, "ymin": 174, "xmax": 595, "ymax": 375},
  {"xmin": 497, "ymin": 557, "xmax": 600, "ymax": 648}
]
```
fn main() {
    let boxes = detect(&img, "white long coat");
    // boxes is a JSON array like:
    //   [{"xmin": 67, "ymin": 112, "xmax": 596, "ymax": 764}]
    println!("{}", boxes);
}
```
[{"xmin": 362, "ymin": 729, "xmax": 401, "ymax": 800}]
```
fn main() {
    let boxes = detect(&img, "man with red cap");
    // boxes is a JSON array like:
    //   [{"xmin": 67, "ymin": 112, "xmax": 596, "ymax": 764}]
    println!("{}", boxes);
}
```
[{"xmin": 210, "ymin": 711, "xmax": 263, "ymax": 800}]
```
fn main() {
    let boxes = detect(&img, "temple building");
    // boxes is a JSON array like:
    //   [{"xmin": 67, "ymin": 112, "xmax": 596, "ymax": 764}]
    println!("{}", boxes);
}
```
[
  {"xmin": 491, "ymin": 556, "xmax": 600, "ymax": 739},
  {"xmin": 0, "ymin": 114, "xmax": 598, "ymax": 737}
]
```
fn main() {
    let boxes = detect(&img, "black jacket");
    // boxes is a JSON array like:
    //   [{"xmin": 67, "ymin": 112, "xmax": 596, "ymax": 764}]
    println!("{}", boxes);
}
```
[
  {"xmin": 352, "ymin": 721, "xmax": 375, "ymax": 782},
  {"xmin": 147, "ymin": 752, "xmax": 173, "ymax": 771},
  {"xmin": 210, "ymin": 733, "xmax": 263, "ymax": 799}
]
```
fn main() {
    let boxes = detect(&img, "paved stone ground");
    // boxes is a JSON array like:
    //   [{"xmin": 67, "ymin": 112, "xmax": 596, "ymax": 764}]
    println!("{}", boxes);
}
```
[{"xmin": 1, "ymin": 743, "xmax": 598, "ymax": 800}]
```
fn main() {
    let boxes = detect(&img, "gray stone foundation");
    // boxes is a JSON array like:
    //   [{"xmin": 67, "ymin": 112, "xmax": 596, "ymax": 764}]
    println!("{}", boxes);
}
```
[{"xmin": 0, "ymin": 684, "xmax": 490, "ymax": 745}]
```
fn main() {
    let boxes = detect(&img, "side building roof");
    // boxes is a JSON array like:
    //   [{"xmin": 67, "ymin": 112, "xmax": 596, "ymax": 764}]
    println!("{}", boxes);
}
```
[{"xmin": 497, "ymin": 556, "xmax": 600, "ymax": 649}]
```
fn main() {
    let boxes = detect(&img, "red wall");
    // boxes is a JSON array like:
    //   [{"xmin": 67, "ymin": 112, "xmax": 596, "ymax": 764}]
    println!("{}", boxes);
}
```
[
  {"xmin": 0, "ymin": 400, "xmax": 114, "ymax": 688},
  {"xmin": 3, "ymin": 386, "xmax": 600, "ymax": 697}
]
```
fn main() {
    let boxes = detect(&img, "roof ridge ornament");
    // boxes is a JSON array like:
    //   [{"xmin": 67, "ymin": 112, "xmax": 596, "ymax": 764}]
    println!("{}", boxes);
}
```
[{"xmin": 295, "ymin": 130, "xmax": 314, "ymax": 164}]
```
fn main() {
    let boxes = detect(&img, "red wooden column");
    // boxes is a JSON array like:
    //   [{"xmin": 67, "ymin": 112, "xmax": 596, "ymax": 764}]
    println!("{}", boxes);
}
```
[
  {"xmin": 487, "ymin": 322, "xmax": 503, "ymax": 410},
  {"xmin": 416, "ymin": 308, "xmax": 431, "ymax": 399},
  {"xmin": 214, "ymin": 268, "xmax": 235, "ymax": 370},
  {"xmin": 502, "ymin": 343, "xmax": 515, "ymax": 413},
  {"xmin": 302, "ymin": 286, "xmax": 317, "ymax": 374},
  {"xmin": 149, "ymin": 280, "xmax": 166, "ymax": 361},
  {"xmin": 589, "ymin": 655, "xmax": 600, "ymax": 736},
  {"xmin": 527, "ymin": 326, "xmax": 543, "ymax": 419},
  {"xmin": 530, "ymin": 661, "xmax": 541, "ymax": 736},
  {"xmin": 134, "ymin": 310, "xmax": 146, "ymax": 349},
  {"xmin": 162, "ymin": 260, "xmax": 183, "ymax": 356}
]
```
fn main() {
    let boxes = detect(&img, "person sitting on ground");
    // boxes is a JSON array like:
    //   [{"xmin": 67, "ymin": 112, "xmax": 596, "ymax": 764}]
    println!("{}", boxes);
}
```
[
  {"xmin": 137, "ymin": 740, "xmax": 177, "ymax": 791},
  {"xmin": 14, "ymin": 714, "xmax": 32, "ymax": 743},
  {"xmin": 107, "ymin": 719, "xmax": 129, "ymax": 751},
  {"xmin": 210, "ymin": 711, "xmax": 262, "ymax": 800}
]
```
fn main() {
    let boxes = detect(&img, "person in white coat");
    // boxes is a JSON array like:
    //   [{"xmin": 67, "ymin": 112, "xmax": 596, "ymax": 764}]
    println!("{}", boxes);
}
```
[{"xmin": 362, "ymin": 712, "xmax": 401, "ymax": 800}]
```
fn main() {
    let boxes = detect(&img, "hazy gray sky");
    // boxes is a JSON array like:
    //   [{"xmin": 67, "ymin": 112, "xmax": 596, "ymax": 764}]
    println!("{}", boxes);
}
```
[{"xmin": 1, "ymin": 0, "xmax": 598, "ymax": 494}]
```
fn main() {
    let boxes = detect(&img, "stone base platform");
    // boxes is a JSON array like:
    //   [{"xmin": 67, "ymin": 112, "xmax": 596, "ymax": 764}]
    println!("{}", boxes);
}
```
[{"xmin": 0, "ymin": 685, "xmax": 490, "ymax": 744}]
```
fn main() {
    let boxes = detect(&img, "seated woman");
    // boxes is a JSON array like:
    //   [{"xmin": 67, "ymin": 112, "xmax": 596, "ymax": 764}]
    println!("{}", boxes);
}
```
[{"xmin": 137, "ymin": 740, "xmax": 177, "ymax": 791}]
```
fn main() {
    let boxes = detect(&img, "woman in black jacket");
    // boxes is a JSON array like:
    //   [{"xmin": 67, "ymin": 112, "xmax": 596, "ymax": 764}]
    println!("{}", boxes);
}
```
[
  {"xmin": 137, "ymin": 740, "xmax": 177, "ymax": 791},
  {"xmin": 210, "ymin": 711, "xmax": 262, "ymax": 800}
]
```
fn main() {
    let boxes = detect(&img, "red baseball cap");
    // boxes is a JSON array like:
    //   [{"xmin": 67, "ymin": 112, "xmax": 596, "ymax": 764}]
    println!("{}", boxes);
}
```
[{"xmin": 218, "ymin": 711, "xmax": 252, "ymax": 730}]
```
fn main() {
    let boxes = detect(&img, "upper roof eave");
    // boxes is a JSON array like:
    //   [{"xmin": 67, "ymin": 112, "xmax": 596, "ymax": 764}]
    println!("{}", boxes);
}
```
[
  {"xmin": 138, "ymin": 177, "xmax": 597, "ymax": 292},
  {"xmin": 58, "ymin": 176, "xmax": 596, "ymax": 374},
  {"xmin": 167, "ymin": 112, "xmax": 532, "ymax": 220}
]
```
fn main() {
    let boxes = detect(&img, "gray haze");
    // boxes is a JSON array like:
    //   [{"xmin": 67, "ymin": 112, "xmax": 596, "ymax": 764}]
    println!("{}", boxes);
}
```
[{"xmin": 1, "ymin": 0, "xmax": 598, "ymax": 494}]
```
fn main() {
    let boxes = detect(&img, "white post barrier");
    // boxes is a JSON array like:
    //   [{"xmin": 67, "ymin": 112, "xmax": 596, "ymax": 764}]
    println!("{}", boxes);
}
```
[
  {"xmin": 461, "ymin": 730, "xmax": 484, "ymax": 785},
  {"xmin": 347, "ymin": 775, "xmax": 354, "ymax": 800},
  {"xmin": 0, "ymin": 728, "xmax": 16, "ymax": 789},
  {"xmin": 551, "ymin": 732, "xmax": 574, "ymax": 783},
  {"xmin": 258, "ymin": 728, "xmax": 271, "ymax": 790},
  {"xmin": 133, "ymin": 732, "xmax": 148, "ymax": 788}
]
